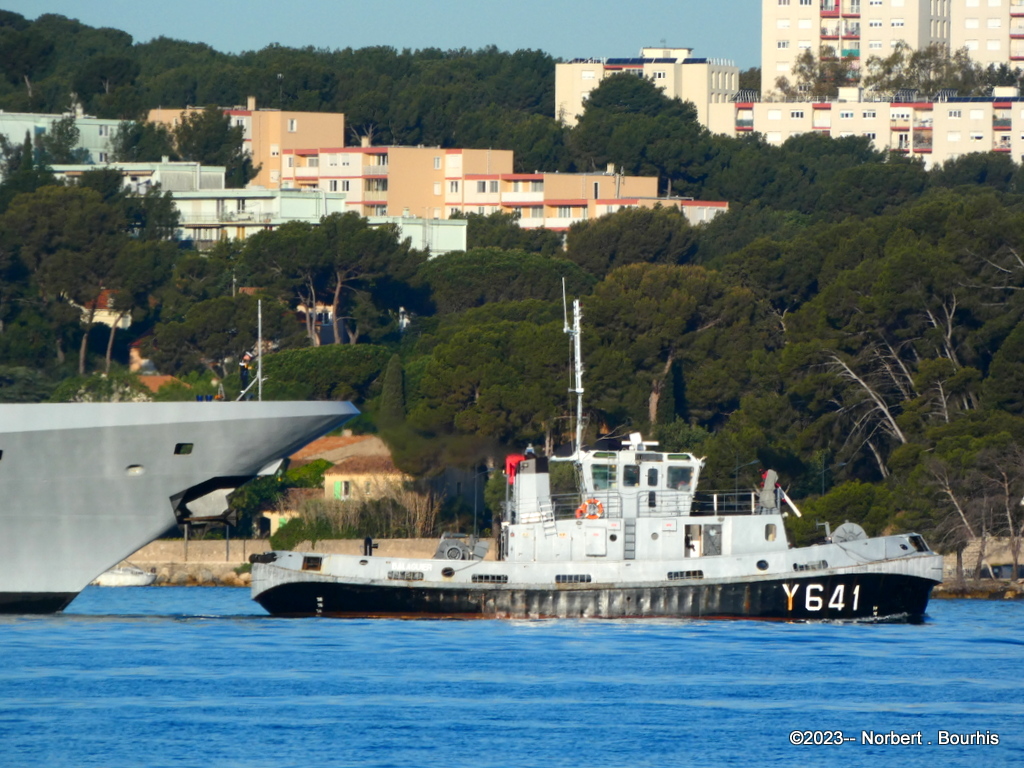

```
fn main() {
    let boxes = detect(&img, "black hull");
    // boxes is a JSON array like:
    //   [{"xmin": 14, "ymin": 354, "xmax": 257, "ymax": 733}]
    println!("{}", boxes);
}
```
[
  {"xmin": 254, "ymin": 572, "xmax": 937, "ymax": 622},
  {"xmin": 0, "ymin": 592, "xmax": 77, "ymax": 614}
]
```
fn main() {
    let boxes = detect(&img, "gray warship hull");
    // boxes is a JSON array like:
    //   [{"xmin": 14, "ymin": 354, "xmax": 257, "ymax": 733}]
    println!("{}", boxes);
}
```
[{"xmin": 0, "ymin": 401, "xmax": 357, "ymax": 613}]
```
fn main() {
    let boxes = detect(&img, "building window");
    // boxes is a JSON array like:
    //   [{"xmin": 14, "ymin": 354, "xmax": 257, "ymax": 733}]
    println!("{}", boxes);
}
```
[
  {"xmin": 966, "ymin": 17, "xmax": 979, "ymax": 27},
  {"xmin": 777, "ymin": 19, "xmax": 791, "ymax": 28},
  {"xmin": 798, "ymin": 18, "xmax": 812, "ymax": 28},
  {"xmin": 790, "ymin": 110, "xmax": 805, "ymax": 118},
  {"xmin": 869, "ymin": 19, "xmax": 882, "ymax": 27},
  {"xmin": 970, "ymin": 132, "xmax": 984, "ymax": 141},
  {"xmin": 557, "ymin": 206, "xmax": 572, "ymax": 218},
  {"xmin": 531, "ymin": 180, "xmax": 543, "ymax": 192},
  {"xmin": 768, "ymin": 109, "xmax": 782, "ymax": 120},
  {"xmin": 949, "ymin": 111, "xmax": 962, "ymax": 121},
  {"xmin": 98, "ymin": 125, "xmax": 109, "ymax": 136},
  {"xmin": 778, "ymin": 40, "xmax": 790, "ymax": 49},
  {"xmin": 286, "ymin": 156, "xmax": 294, "ymax": 168},
  {"xmin": 287, "ymin": 119, "xmax": 297, "ymax": 132},
  {"xmin": 433, "ymin": 181, "xmax": 441, "ymax": 195},
  {"xmin": 341, "ymin": 180, "xmax": 350, "ymax": 192},
  {"xmin": 869, "ymin": 40, "xmax": 882, "ymax": 49},
  {"xmin": 489, "ymin": 180, "xmax": 498, "ymax": 192},
  {"xmin": 342, "ymin": 156, "xmax": 350, "ymax": 166},
  {"xmin": 800, "ymin": 0, "xmax": 812, "ymax": 5},
  {"xmin": 477, "ymin": 180, "xmax": 487, "ymax": 193},
  {"xmin": 778, "ymin": 0, "xmax": 790, "ymax": 5},
  {"xmin": 965, "ymin": 39, "xmax": 979, "ymax": 50},
  {"xmin": 270, "ymin": 144, "xmax": 279, "ymax": 157},
  {"xmin": 97, "ymin": 152, "xmax": 108, "ymax": 162},
  {"xmin": 799, "ymin": 40, "xmax": 812, "ymax": 48},
  {"xmin": 307, "ymin": 157, "xmax": 318, "ymax": 167},
  {"xmin": 329, "ymin": 180, "xmax": 338, "ymax": 191},
  {"xmin": 988, "ymin": 17, "xmax": 1002, "ymax": 27},
  {"xmin": 892, "ymin": 18, "xmax": 904, "ymax": 26},
  {"xmin": 947, "ymin": 132, "xmax": 961, "ymax": 142},
  {"xmin": 434, "ymin": 156, "xmax": 441, "ymax": 169},
  {"xmin": 970, "ymin": 109, "xmax": 985, "ymax": 119},
  {"xmin": 839, "ymin": 110, "xmax": 854, "ymax": 118},
  {"xmin": 653, "ymin": 70, "xmax": 667, "ymax": 79},
  {"xmin": 863, "ymin": 110, "xmax": 877, "ymax": 118},
  {"xmin": 449, "ymin": 181, "xmax": 459, "ymax": 193},
  {"xmin": 864, "ymin": 132, "xmax": 877, "ymax": 139}
]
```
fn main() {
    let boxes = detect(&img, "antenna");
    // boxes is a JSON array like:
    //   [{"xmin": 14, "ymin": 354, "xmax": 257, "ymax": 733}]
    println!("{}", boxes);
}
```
[{"xmin": 564, "ymin": 297, "xmax": 584, "ymax": 459}]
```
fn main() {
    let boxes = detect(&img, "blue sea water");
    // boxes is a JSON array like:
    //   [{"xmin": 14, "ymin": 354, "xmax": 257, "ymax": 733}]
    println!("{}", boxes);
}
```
[{"xmin": 0, "ymin": 589, "xmax": 1020, "ymax": 768}]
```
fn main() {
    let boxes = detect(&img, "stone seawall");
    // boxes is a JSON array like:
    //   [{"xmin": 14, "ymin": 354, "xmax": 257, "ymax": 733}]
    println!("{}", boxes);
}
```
[{"xmin": 122, "ymin": 538, "xmax": 494, "ymax": 587}]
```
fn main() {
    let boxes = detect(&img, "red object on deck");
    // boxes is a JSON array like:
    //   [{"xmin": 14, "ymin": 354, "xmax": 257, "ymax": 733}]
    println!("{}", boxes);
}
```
[{"xmin": 505, "ymin": 454, "xmax": 526, "ymax": 485}]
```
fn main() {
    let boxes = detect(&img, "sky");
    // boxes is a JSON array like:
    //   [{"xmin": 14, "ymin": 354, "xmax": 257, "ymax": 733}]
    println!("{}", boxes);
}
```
[{"xmin": 2, "ymin": 0, "xmax": 763, "ymax": 69}]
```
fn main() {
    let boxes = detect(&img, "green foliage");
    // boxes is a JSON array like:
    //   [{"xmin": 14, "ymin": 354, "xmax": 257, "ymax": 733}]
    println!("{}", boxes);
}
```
[
  {"xmin": 461, "ymin": 211, "xmax": 563, "ymax": 255},
  {"xmin": 173, "ymin": 105, "xmax": 257, "ymax": 188},
  {"xmin": 565, "ymin": 206, "xmax": 698, "ymax": 278},
  {"xmin": 261, "ymin": 344, "xmax": 391, "ymax": 401},
  {"xmin": 415, "ymin": 247, "xmax": 595, "ymax": 314},
  {"xmin": 48, "ymin": 370, "xmax": 152, "ymax": 402}
]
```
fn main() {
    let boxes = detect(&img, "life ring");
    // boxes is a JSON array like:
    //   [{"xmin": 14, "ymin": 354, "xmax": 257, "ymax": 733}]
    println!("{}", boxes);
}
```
[{"xmin": 575, "ymin": 499, "xmax": 604, "ymax": 519}]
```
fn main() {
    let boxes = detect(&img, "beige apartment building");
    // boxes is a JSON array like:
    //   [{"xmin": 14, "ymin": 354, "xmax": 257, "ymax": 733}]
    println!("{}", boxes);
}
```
[
  {"xmin": 763, "ymin": 0, "xmax": 948, "ymax": 94},
  {"xmin": 708, "ymin": 85, "xmax": 1023, "ymax": 168},
  {"xmin": 278, "ymin": 143, "xmax": 727, "ymax": 231},
  {"xmin": 148, "ymin": 97, "xmax": 346, "ymax": 189},
  {"xmin": 555, "ymin": 47, "xmax": 739, "ymax": 128},
  {"xmin": 763, "ymin": 0, "xmax": 1024, "ymax": 95},
  {"xmin": 950, "ymin": 0, "xmax": 1024, "ymax": 65}
]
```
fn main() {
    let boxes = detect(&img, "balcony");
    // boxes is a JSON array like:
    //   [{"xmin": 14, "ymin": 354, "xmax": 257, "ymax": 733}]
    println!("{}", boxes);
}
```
[
  {"xmin": 841, "ymin": 48, "xmax": 861, "ymax": 58},
  {"xmin": 995, "ymin": 136, "xmax": 1013, "ymax": 152},
  {"xmin": 994, "ymin": 117, "xmax": 1012, "ymax": 130},
  {"xmin": 842, "ymin": 0, "xmax": 860, "ymax": 15},
  {"xmin": 362, "ymin": 165, "xmax": 388, "ymax": 176},
  {"xmin": 736, "ymin": 119, "xmax": 754, "ymax": 130},
  {"xmin": 843, "ymin": 22, "xmax": 860, "ymax": 37},
  {"xmin": 913, "ymin": 133, "xmax": 933, "ymax": 152},
  {"xmin": 890, "ymin": 119, "xmax": 911, "ymax": 131},
  {"xmin": 1013, "ymin": 0, "xmax": 1024, "ymax": 16},
  {"xmin": 821, "ymin": 25, "xmax": 840, "ymax": 38},
  {"xmin": 821, "ymin": 1, "xmax": 839, "ymax": 16},
  {"xmin": 502, "ymin": 190, "xmax": 544, "ymax": 203}
]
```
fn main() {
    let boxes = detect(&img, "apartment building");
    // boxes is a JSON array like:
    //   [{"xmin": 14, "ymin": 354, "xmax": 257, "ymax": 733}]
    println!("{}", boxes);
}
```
[
  {"xmin": 950, "ymin": 0, "xmax": 1024, "ymax": 65},
  {"xmin": 763, "ymin": 0, "xmax": 951, "ymax": 94},
  {"xmin": 0, "ymin": 109, "xmax": 121, "ymax": 167},
  {"xmin": 709, "ymin": 85, "xmax": 1023, "ymax": 168},
  {"xmin": 555, "ymin": 47, "xmax": 739, "ymax": 128},
  {"xmin": 277, "ymin": 142, "xmax": 727, "ymax": 231},
  {"xmin": 762, "ymin": 0, "xmax": 1024, "ymax": 94},
  {"xmin": 148, "ymin": 97, "xmax": 345, "ymax": 190},
  {"xmin": 50, "ymin": 160, "xmax": 226, "ymax": 193}
]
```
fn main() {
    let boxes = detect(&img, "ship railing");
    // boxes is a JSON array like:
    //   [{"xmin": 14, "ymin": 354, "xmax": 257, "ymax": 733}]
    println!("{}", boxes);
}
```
[
  {"xmin": 691, "ymin": 490, "xmax": 769, "ymax": 516},
  {"xmin": 550, "ymin": 492, "xmax": 624, "ymax": 520}
]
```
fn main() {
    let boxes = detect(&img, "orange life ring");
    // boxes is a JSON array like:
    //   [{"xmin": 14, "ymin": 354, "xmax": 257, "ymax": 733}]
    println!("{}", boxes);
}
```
[{"xmin": 575, "ymin": 499, "xmax": 604, "ymax": 519}]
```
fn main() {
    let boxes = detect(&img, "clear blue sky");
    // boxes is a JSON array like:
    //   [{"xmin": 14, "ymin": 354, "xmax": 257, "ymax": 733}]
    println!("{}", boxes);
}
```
[{"xmin": 2, "ymin": 0, "xmax": 762, "ymax": 69}]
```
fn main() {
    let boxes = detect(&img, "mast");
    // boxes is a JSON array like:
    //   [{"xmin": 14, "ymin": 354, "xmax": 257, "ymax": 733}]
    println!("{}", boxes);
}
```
[{"xmin": 563, "ymin": 296, "xmax": 584, "ymax": 459}]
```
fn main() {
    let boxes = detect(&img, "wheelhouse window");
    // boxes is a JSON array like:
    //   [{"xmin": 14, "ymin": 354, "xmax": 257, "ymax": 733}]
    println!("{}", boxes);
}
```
[
  {"xmin": 624, "ymin": 465, "xmax": 640, "ymax": 487},
  {"xmin": 668, "ymin": 466, "xmax": 692, "ymax": 490},
  {"xmin": 647, "ymin": 468, "xmax": 659, "ymax": 487},
  {"xmin": 591, "ymin": 464, "xmax": 618, "ymax": 490}
]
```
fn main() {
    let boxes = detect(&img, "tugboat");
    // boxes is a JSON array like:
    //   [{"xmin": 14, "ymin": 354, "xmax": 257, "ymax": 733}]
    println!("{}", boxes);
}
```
[{"xmin": 251, "ymin": 301, "xmax": 943, "ymax": 621}]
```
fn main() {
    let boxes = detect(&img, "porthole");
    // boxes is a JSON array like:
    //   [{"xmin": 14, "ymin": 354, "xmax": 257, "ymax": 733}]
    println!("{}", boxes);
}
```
[
  {"xmin": 756, "ymin": 560, "xmax": 769, "ymax": 571},
  {"xmin": 125, "ymin": 465, "xmax": 145, "ymax": 476},
  {"xmin": 609, "ymin": 534, "xmax": 618, "ymax": 542},
  {"xmin": 359, "ymin": 559, "xmax": 368, "ymax": 565},
  {"xmin": 441, "ymin": 567, "xmax": 455, "ymax": 578},
  {"xmin": 651, "ymin": 532, "xmax": 659, "ymax": 540}
]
